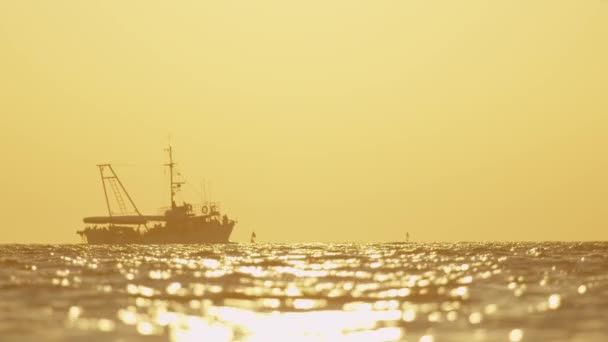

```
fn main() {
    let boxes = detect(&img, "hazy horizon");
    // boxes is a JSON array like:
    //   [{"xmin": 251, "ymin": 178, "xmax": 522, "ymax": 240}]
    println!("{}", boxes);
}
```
[{"xmin": 1, "ymin": 1, "xmax": 607, "ymax": 243}]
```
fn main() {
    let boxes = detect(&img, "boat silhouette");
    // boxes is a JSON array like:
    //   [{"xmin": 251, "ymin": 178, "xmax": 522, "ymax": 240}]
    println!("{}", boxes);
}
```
[{"xmin": 77, "ymin": 146, "xmax": 236, "ymax": 244}]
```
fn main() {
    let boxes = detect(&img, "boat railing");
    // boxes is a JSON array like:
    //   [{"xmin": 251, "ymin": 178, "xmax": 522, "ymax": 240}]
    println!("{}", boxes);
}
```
[{"xmin": 157, "ymin": 202, "xmax": 221, "ymax": 216}]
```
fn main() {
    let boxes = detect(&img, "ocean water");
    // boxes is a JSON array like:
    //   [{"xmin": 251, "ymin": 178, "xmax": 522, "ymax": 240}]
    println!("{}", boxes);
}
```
[{"xmin": 1, "ymin": 242, "xmax": 607, "ymax": 342}]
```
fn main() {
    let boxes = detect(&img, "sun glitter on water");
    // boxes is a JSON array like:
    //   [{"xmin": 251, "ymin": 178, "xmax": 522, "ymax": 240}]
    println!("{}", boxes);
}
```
[{"xmin": 1, "ymin": 242, "xmax": 607, "ymax": 341}]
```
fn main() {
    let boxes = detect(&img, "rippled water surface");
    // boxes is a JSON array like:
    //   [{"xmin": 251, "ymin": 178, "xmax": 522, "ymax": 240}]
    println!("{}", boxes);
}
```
[{"xmin": 1, "ymin": 242, "xmax": 607, "ymax": 341}]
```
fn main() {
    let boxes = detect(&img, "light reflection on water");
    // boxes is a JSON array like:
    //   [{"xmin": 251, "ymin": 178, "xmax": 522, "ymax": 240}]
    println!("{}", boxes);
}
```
[{"xmin": 1, "ymin": 242, "xmax": 607, "ymax": 341}]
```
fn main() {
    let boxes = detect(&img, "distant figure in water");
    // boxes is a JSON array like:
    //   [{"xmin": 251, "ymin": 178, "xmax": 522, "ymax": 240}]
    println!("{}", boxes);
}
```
[
  {"xmin": 406, "ymin": 232, "xmax": 410, "ymax": 243},
  {"xmin": 250, "ymin": 231, "xmax": 257, "ymax": 243}
]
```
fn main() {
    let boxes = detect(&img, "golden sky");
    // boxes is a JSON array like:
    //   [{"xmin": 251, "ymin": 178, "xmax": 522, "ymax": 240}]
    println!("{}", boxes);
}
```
[{"xmin": 1, "ymin": 1, "xmax": 607, "ymax": 243}]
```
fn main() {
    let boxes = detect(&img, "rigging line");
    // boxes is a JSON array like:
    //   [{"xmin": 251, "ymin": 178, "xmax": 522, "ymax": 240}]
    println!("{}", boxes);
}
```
[
  {"xmin": 178, "ymin": 174, "xmax": 216, "ymax": 204},
  {"xmin": 162, "ymin": 159, "xmax": 212, "ymax": 203},
  {"xmin": 183, "ymin": 177, "xmax": 205, "ymax": 199}
]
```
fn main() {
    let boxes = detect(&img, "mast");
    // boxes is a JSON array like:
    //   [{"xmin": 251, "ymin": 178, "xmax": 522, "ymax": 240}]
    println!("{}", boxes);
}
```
[{"xmin": 165, "ymin": 145, "xmax": 184, "ymax": 208}]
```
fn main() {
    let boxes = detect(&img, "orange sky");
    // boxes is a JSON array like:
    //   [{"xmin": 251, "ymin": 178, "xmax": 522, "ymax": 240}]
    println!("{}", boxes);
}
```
[{"xmin": 1, "ymin": 1, "xmax": 607, "ymax": 243}]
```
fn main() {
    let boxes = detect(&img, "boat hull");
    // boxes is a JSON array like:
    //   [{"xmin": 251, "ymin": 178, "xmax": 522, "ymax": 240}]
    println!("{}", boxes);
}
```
[{"xmin": 79, "ymin": 222, "xmax": 235, "ymax": 245}]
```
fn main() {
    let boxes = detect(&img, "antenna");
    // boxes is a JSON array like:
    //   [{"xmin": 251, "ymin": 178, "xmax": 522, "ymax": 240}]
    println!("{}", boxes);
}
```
[
  {"xmin": 208, "ymin": 181, "xmax": 212, "ymax": 202},
  {"xmin": 203, "ymin": 178, "xmax": 208, "ymax": 203}
]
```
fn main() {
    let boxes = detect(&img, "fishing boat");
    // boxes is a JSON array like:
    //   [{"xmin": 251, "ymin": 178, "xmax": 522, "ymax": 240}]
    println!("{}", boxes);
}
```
[{"xmin": 77, "ymin": 146, "xmax": 236, "ymax": 244}]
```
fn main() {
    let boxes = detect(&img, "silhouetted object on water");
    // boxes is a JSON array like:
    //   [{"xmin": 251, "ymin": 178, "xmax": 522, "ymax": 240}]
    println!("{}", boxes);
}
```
[
  {"xmin": 76, "ymin": 146, "xmax": 236, "ymax": 244},
  {"xmin": 250, "ymin": 231, "xmax": 257, "ymax": 243},
  {"xmin": 406, "ymin": 232, "xmax": 410, "ymax": 243}
]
